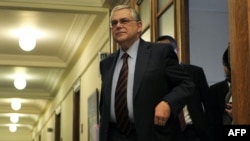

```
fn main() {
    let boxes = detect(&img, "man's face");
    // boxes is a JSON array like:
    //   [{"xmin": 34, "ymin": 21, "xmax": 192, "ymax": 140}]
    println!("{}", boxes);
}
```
[
  {"xmin": 224, "ymin": 65, "xmax": 231, "ymax": 82},
  {"xmin": 110, "ymin": 9, "xmax": 142, "ymax": 45}
]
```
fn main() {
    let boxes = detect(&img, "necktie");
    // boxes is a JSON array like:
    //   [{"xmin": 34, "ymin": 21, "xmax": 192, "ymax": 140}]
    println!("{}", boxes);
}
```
[
  {"xmin": 225, "ymin": 86, "xmax": 232, "ymax": 103},
  {"xmin": 115, "ymin": 53, "xmax": 132, "ymax": 135},
  {"xmin": 223, "ymin": 86, "xmax": 232, "ymax": 124},
  {"xmin": 178, "ymin": 110, "xmax": 186, "ymax": 131}
]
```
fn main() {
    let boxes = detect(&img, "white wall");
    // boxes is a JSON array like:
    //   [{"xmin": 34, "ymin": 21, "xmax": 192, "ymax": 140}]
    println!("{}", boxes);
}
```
[
  {"xmin": 0, "ymin": 128, "xmax": 32, "ymax": 141},
  {"xmin": 189, "ymin": 0, "xmax": 229, "ymax": 85},
  {"xmin": 32, "ymin": 10, "xmax": 110, "ymax": 141}
]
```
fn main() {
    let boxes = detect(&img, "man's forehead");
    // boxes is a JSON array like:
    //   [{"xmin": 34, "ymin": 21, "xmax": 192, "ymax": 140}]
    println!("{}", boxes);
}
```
[{"xmin": 112, "ymin": 9, "xmax": 131, "ymax": 19}]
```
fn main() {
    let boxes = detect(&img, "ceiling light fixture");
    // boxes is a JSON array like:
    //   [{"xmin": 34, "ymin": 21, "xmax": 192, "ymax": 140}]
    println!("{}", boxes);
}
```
[
  {"xmin": 11, "ymin": 100, "xmax": 22, "ymax": 111},
  {"xmin": 10, "ymin": 114, "xmax": 19, "ymax": 123},
  {"xmin": 9, "ymin": 125, "xmax": 17, "ymax": 132},
  {"xmin": 14, "ymin": 77, "xmax": 26, "ymax": 90},
  {"xmin": 19, "ymin": 33, "xmax": 36, "ymax": 51}
]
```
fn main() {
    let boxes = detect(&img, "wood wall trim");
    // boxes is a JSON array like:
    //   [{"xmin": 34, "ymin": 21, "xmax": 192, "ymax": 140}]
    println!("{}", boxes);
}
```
[
  {"xmin": 150, "ymin": 0, "xmax": 157, "ymax": 42},
  {"xmin": 175, "ymin": 0, "xmax": 190, "ymax": 64},
  {"xmin": 229, "ymin": 0, "xmax": 250, "ymax": 124}
]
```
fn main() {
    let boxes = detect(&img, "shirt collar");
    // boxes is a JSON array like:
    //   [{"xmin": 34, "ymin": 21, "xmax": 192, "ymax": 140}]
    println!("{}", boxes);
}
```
[{"xmin": 119, "ymin": 39, "xmax": 139, "ymax": 60}]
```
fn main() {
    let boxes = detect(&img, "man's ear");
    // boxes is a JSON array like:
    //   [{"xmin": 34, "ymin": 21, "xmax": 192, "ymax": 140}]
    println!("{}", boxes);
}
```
[
  {"xmin": 176, "ymin": 47, "xmax": 180, "ymax": 54},
  {"xmin": 137, "ymin": 21, "xmax": 142, "ymax": 33}
]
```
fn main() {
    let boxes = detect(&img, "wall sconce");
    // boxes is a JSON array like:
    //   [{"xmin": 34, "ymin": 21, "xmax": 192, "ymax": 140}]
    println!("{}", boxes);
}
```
[
  {"xmin": 9, "ymin": 125, "xmax": 17, "ymax": 132},
  {"xmin": 10, "ymin": 114, "xmax": 19, "ymax": 123},
  {"xmin": 11, "ymin": 100, "xmax": 21, "ymax": 111},
  {"xmin": 19, "ymin": 33, "xmax": 36, "ymax": 51},
  {"xmin": 14, "ymin": 77, "xmax": 26, "ymax": 90}
]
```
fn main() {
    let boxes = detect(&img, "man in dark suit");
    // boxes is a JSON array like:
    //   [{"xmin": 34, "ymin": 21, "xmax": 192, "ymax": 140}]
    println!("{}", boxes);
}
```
[
  {"xmin": 157, "ymin": 35, "xmax": 214, "ymax": 141},
  {"xmin": 209, "ymin": 47, "xmax": 231, "ymax": 141},
  {"xmin": 99, "ymin": 5, "xmax": 194, "ymax": 141}
]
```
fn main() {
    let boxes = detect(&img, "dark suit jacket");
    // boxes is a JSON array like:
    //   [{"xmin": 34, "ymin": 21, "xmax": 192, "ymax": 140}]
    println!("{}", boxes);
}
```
[
  {"xmin": 99, "ymin": 39, "xmax": 195, "ymax": 141},
  {"xmin": 181, "ymin": 64, "xmax": 213, "ymax": 141},
  {"xmin": 209, "ymin": 80, "xmax": 229, "ymax": 141}
]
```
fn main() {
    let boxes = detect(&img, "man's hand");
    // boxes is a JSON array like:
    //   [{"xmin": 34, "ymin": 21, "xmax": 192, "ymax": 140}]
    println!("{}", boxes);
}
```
[
  {"xmin": 225, "ymin": 102, "xmax": 232, "ymax": 118},
  {"xmin": 154, "ymin": 101, "xmax": 171, "ymax": 126}
]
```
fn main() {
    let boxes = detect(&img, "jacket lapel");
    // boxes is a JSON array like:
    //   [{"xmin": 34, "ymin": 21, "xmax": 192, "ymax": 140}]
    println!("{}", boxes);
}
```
[
  {"xmin": 133, "ymin": 39, "xmax": 151, "ymax": 98},
  {"xmin": 105, "ymin": 40, "xmax": 151, "ymax": 101},
  {"xmin": 104, "ymin": 51, "xmax": 120, "ymax": 104}
]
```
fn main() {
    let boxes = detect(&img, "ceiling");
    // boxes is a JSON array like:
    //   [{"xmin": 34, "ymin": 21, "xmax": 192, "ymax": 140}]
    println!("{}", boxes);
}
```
[{"xmin": 0, "ymin": 0, "xmax": 114, "ymax": 134}]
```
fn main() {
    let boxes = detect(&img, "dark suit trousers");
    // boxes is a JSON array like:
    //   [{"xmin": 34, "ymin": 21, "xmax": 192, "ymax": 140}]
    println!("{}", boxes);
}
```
[
  {"xmin": 183, "ymin": 125, "xmax": 201, "ymax": 141},
  {"xmin": 108, "ymin": 123, "xmax": 137, "ymax": 141}
]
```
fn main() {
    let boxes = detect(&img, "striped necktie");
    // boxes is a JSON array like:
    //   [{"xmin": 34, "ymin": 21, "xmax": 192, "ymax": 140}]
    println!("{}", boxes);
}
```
[{"xmin": 115, "ymin": 53, "xmax": 132, "ymax": 135}]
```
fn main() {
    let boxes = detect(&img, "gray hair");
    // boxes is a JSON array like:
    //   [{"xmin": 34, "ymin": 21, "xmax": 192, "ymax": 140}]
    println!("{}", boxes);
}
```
[{"xmin": 110, "ymin": 5, "xmax": 141, "ymax": 21}]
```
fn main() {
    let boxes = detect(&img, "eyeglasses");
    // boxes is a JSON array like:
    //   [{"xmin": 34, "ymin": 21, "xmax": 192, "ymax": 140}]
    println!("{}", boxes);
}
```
[{"xmin": 110, "ymin": 18, "xmax": 137, "ymax": 28}]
